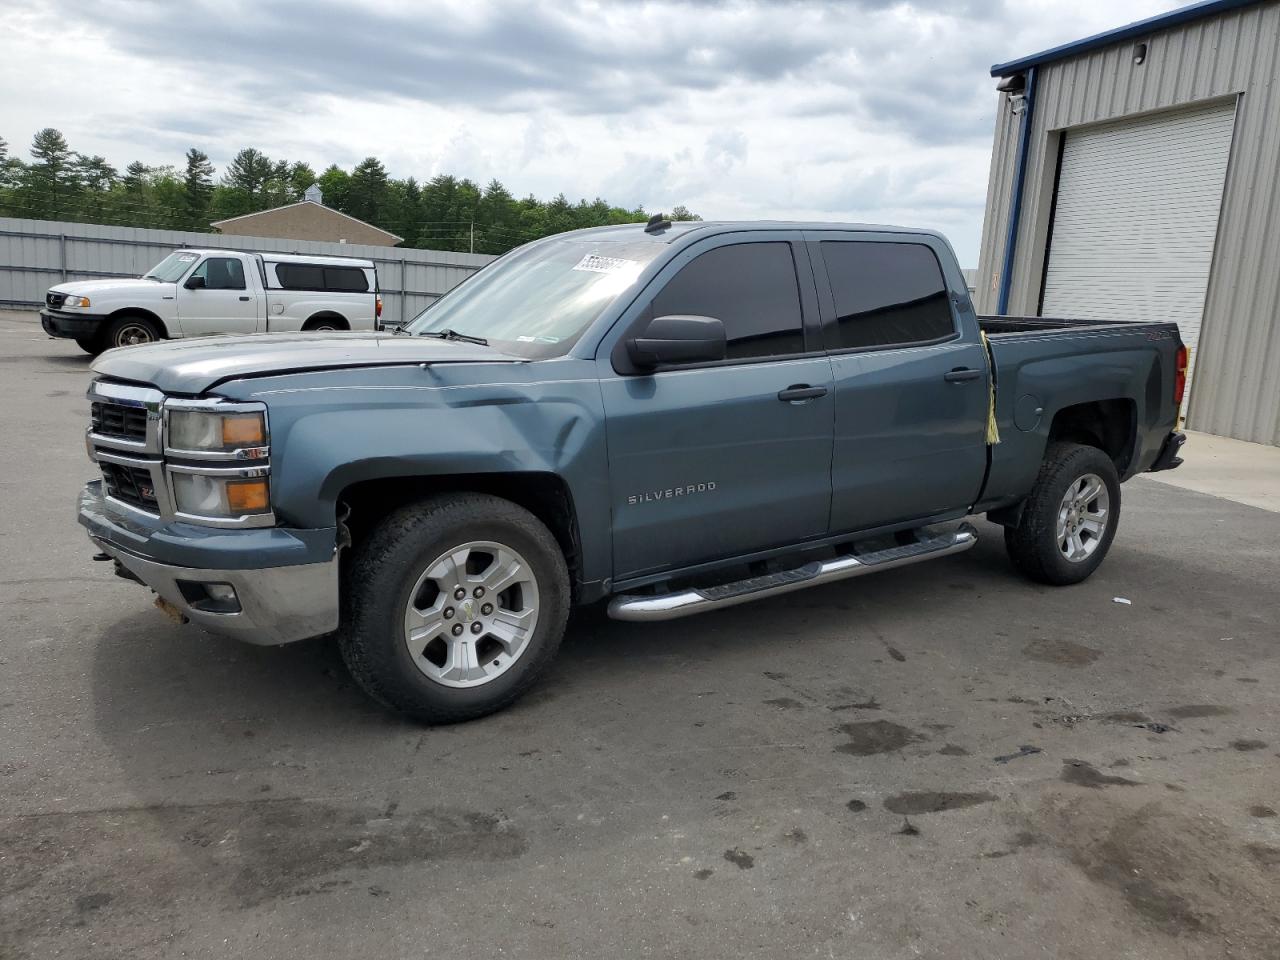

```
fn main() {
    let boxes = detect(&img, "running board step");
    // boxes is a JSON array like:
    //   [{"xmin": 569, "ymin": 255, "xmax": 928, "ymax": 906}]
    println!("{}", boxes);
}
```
[{"xmin": 607, "ymin": 524, "xmax": 978, "ymax": 622}]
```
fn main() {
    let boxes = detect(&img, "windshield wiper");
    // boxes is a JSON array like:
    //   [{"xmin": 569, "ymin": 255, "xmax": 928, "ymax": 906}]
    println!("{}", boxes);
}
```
[{"xmin": 418, "ymin": 328, "xmax": 489, "ymax": 346}]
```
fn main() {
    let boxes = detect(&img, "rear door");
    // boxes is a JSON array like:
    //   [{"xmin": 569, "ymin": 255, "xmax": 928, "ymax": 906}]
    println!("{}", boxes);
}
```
[
  {"xmin": 177, "ymin": 256, "xmax": 261, "ymax": 336},
  {"xmin": 599, "ymin": 233, "xmax": 835, "ymax": 580},
  {"xmin": 812, "ymin": 234, "xmax": 989, "ymax": 533}
]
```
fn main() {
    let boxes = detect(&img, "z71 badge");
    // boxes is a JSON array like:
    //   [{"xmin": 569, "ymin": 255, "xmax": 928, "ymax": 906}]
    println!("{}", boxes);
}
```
[{"xmin": 627, "ymin": 482, "xmax": 716, "ymax": 505}]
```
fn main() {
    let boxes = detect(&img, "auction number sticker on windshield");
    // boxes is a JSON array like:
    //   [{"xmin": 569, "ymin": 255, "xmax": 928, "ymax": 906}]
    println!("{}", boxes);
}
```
[{"xmin": 573, "ymin": 254, "xmax": 638, "ymax": 274}]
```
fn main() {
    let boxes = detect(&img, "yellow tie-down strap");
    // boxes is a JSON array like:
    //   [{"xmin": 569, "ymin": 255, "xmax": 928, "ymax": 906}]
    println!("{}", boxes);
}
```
[{"xmin": 981, "ymin": 330, "xmax": 1000, "ymax": 446}]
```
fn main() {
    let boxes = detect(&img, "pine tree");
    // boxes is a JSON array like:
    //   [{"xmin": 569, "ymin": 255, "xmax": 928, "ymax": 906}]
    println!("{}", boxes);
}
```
[
  {"xmin": 223, "ymin": 148, "xmax": 274, "ymax": 204},
  {"xmin": 122, "ymin": 161, "xmax": 151, "ymax": 196},
  {"xmin": 346, "ymin": 157, "xmax": 390, "ymax": 224},
  {"xmin": 182, "ymin": 148, "xmax": 214, "ymax": 228},
  {"xmin": 22, "ymin": 128, "xmax": 78, "ymax": 218}
]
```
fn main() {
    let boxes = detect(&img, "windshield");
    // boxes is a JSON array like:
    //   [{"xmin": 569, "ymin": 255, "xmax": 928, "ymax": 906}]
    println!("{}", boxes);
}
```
[
  {"xmin": 144, "ymin": 251, "xmax": 201, "ymax": 282},
  {"xmin": 405, "ymin": 237, "xmax": 667, "ymax": 358}
]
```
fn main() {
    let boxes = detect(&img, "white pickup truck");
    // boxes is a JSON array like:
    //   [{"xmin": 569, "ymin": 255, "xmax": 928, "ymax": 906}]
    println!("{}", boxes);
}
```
[{"xmin": 40, "ymin": 248, "xmax": 383, "ymax": 354}]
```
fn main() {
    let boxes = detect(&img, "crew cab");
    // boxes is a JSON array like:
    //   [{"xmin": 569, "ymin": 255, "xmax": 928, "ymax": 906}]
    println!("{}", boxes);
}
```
[
  {"xmin": 76, "ymin": 220, "xmax": 1188, "ymax": 723},
  {"xmin": 41, "ymin": 249, "xmax": 381, "ymax": 354}
]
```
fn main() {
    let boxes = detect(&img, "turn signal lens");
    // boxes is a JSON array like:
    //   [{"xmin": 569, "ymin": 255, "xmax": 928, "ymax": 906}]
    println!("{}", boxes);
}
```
[
  {"xmin": 222, "ymin": 414, "xmax": 266, "ymax": 447},
  {"xmin": 226, "ymin": 479, "xmax": 270, "ymax": 513}
]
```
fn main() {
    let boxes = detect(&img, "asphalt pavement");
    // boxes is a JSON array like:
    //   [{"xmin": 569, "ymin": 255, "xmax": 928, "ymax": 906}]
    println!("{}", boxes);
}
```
[{"xmin": 1, "ymin": 309, "xmax": 1277, "ymax": 959}]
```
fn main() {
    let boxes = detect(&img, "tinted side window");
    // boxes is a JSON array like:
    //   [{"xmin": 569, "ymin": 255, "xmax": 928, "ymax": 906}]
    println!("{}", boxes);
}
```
[
  {"xmin": 192, "ymin": 257, "xmax": 246, "ymax": 290},
  {"xmin": 323, "ymin": 267, "xmax": 369, "ymax": 292},
  {"xmin": 821, "ymin": 241, "xmax": 954, "ymax": 349},
  {"xmin": 275, "ymin": 263, "xmax": 324, "ymax": 290},
  {"xmin": 651, "ymin": 242, "xmax": 804, "ymax": 360}
]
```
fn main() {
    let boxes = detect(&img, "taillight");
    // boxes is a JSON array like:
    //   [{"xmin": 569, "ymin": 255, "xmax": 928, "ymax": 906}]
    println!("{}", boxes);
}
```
[
  {"xmin": 375, "ymin": 295, "xmax": 383, "ymax": 319},
  {"xmin": 1174, "ymin": 345, "xmax": 1189, "ymax": 409}
]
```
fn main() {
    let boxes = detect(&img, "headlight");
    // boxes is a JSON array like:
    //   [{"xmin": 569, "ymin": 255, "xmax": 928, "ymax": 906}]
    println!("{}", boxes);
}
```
[
  {"xmin": 63, "ymin": 295, "xmax": 90, "ymax": 308},
  {"xmin": 171, "ymin": 470, "xmax": 271, "ymax": 520},
  {"xmin": 168, "ymin": 408, "xmax": 267, "ymax": 454}
]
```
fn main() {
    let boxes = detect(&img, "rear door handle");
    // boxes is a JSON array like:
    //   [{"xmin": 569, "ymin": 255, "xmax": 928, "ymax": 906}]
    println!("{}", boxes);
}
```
[
  {"xmin": 238, "ymin": 296, "xmax": 251, "ymax": 301},
  {"xmin": 944, "ymin": 368, "xmax": 982, "ymax": 383},
  {"xmin": 778, "ymin": 384, "xmax": 828, "ymax": 402}
]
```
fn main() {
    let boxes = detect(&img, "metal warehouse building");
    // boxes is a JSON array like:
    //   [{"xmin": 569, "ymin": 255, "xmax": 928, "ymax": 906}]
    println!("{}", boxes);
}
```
[{"xmin": 976, "ymin": 0, "xmax": 1280, "ymax": 445}]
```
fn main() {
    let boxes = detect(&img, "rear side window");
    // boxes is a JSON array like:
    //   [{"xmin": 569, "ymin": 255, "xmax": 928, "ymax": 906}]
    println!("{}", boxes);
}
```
[
  {"xmin": 323, "ymin": 267, "xmax": 369, "ymax": 292},
  {"xmin": 274, "ymin": 263, "xmax": 370, "ymax": 292},
  {"xmin": 820, "ymin": 241, "xmax": 954, "ymax": 349},
  {"xmin": 651, "ymin": 242, "xmax": 805, "ymax": 360},
  {"xmin": 275, "ymin": 263, "xmax": 324, "ymax": 289}
]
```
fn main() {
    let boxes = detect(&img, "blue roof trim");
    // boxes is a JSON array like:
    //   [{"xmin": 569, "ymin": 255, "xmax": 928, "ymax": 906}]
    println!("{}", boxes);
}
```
[{"xmin": 990, "ymin": 0, "xmax": 1263, "ymax": 76}]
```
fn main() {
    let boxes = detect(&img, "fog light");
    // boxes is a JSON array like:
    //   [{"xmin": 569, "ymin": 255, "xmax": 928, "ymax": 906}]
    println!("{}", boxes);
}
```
[{"xmin": 177, "ymin": 579, "xmax": 241, "ymax": 614}]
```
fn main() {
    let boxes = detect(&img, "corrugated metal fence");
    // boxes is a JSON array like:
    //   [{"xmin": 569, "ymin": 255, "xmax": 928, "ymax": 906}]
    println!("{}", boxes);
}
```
[{"xmin": 0, "ymin": 217, "xmax": 495, "ymax": 326}]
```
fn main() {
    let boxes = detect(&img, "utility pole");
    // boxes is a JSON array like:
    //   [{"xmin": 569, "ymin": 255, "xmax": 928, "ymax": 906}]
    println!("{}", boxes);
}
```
[{"xmin": 469, "ymin": 221, "xmax": 474, "ymax": 254}]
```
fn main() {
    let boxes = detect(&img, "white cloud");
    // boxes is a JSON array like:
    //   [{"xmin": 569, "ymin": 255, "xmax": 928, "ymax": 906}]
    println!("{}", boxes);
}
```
[{"xmin": 0, "ymin": 0, "xmax": 1182, "ymax": 264}]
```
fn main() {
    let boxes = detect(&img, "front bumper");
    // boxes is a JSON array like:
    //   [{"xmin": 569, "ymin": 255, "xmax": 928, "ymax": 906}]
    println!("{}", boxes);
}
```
[
  {"xmin": 1148, "ymin": 431, "xmax": 1187, "ymax": 472},
  {"xmin": 40, "ymin": 307, "xmax": 106, "ymax": 339},
  {"xmin": 80, "ymin": 481, "xmax": 340, "ymax": 645}
]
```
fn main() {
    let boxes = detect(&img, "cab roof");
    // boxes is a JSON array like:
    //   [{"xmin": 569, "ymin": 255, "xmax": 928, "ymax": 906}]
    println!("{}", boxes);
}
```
[{"xmin": 559, "ymin": 220, "xmax": 947, "ymax": 244}]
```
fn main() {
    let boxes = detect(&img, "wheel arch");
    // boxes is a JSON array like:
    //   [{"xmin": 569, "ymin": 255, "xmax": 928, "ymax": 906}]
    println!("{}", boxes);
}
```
[
  {"xmin": 106, "ymin": 307, "xmax": 169, "ymax": 339},
  {"xmin": 1046, "ymin": 398, "xmax": 1137, "ymax": 476},
  {"xmin": 302, "ymin": 311, "xmax": 349, "ymax": 331},
  {"xmin": 338, "ymin": 472, "xmax": 584, "ymax": 601}
]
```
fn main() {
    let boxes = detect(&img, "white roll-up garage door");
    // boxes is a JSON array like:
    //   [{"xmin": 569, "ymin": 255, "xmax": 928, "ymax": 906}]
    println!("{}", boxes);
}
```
[{"xmin": 1040, "ymin": 100, "xmax": 1237, "ymax": 414}]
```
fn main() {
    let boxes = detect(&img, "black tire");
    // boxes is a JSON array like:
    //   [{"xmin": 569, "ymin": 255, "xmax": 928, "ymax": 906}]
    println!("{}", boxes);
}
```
[
  {"xmin": 302, "ymin": 315, "xmax": 346, "ymax": 332},
  {"xmin": 75, "ymin": 333, "xmax": 104, "ymax": 356},
  {"xmin": 103, "ymin": 314, "xmax": 161, "ymax": 349},
  {"xmin": 339, "ymin": 493, "xmax": 570, "ymax": 723},
  {"xmin": 1003, "ymin": 442, "xmax": 1121, "ymax": 585}
]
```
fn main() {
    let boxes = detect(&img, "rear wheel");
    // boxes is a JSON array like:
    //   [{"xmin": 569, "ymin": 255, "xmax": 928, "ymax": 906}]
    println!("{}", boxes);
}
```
[
  {"xmin": 1004, "ymin": 442, "xmax": 1121, "ymax": 585},
  {"xmin": 103, "ymin": 315, "xmax": 161, "ymax": 349},
  {"xmin": 302, "ymin": 315, "xmax": 346, "ymax": 332},
  {"xmin": 340, "ymin": 494, "xmax": 570, "ymax": 723}
]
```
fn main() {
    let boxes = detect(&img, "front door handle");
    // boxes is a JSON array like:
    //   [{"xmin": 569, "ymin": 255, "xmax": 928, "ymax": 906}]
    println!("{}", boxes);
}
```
[
  {"xmin": 238, "ymin": 295, "xmax": 251, "ymax": 301},
  {"xmin": 944, "ymin": 368, "xmax": 982, "ymax": 383},
  {"xmin": 778, "ymin": 384, "xmax": 828, "ymax": 402}
]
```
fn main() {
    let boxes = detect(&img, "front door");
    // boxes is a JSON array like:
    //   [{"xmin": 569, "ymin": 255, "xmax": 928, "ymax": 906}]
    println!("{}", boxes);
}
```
[
  {"xmin": 177, "ymin": 256, "xmax": 259, "ymax": 336},
  {"xmin": 811, "ymin": 235, "xmax": 989, "ymax": 533},
  {"xmin": 600, "ymin": 236, "xmax": 835, "ymax": 581}
]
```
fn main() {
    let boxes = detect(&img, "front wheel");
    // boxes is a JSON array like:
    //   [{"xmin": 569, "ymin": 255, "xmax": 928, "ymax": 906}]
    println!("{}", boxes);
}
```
[
  {"xmin": 75, "ymin": 333, "xmax": 104, "ymax": 355},
  {"xmin": 1003, "ymin": 442, "xmax": 1121, "ymax": 585},
  {"xmin": 103, "ymin": 315, "xmax": 161, "ymax": 349},
  {"xmin": 340, "ymin": 494, "xmax": 570, "ymax": 723}
]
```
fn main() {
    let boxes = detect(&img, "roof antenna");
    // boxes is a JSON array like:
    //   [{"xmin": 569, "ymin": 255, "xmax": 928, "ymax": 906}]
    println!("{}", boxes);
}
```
[{"xmin": 644, "ymin": 212, "xmax": 672, "ymax": 234}]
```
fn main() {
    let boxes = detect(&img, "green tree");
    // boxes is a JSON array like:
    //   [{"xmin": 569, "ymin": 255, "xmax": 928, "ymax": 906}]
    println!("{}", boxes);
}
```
[
  {"xmin": 182, "ymin": 148, "xmax": 214, "ymax": 228},
  {"xmin": 670, "ymin": 204, "xmax": 702, "ymax": 221},
  {"xmin": 346, "ymin": 156, "xmax": 390, "ymax": 225},
  {"xmin": 288, "ymin": 161, "xmax": 316, "ymax": 200},
  {"xmin": 316, "ymin": 164, "xmax": 350, "ymax": 212},
  {"xmin": 21, "ymin": 128, "xmax": 79, "ymax": 219},
  {"xmin": 223, "ymin": 148, "xmax": 274, "ymax": 205}
]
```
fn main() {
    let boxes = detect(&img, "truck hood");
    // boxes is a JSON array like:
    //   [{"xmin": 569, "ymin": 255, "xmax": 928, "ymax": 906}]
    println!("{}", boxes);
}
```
[
  {"xmin": 91, "ymin": 331, "xmax": 522, "ymax": 394},
  {"xmin": 51, "ymin": 278, "xmax": 172, "ymax": 297}
]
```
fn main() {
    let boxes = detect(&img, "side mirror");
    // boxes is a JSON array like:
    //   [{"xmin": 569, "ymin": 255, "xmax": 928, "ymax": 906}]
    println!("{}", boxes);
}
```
[
  {"xmin": 185, "ymin": 274, "xmax": 206, "ymax": 290},
  {"xmin": 627, "ymin": 315, "xmax": 726, "ymax": 369}
]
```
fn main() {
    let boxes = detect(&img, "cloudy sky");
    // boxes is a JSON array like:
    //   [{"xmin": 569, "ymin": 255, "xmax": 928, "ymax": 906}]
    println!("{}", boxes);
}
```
[{"xmin": 2, "ymin": 0, "xmax": 1181, "ymax": 264}]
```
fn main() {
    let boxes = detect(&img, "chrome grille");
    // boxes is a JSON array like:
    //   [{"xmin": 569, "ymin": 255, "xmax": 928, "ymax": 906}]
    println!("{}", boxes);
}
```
[
  {"xmin": 100, "ymin": 461, "xmax": 159, "ymax": 511},
  {"xmin": 91, "ymin": 401, "xmax": 149, "ymax": 442}
]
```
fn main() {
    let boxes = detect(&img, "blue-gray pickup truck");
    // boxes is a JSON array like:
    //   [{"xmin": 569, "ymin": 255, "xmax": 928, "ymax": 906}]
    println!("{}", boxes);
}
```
[{"xmin": 78, "ymin": 219, "xmax": 1188, "ymax": 722}]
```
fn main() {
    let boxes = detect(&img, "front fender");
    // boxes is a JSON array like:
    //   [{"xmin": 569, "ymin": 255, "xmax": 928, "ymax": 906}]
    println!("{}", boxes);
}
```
[{"xmin": 220, "ymin": 360, "xmax": 614, "ymax": 584}]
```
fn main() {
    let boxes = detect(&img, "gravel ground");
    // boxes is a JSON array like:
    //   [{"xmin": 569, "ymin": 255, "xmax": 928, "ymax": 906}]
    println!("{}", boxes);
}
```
[{"xmin": 1, "ymin": 309, "xmax": 1277, "ymax": 959}]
